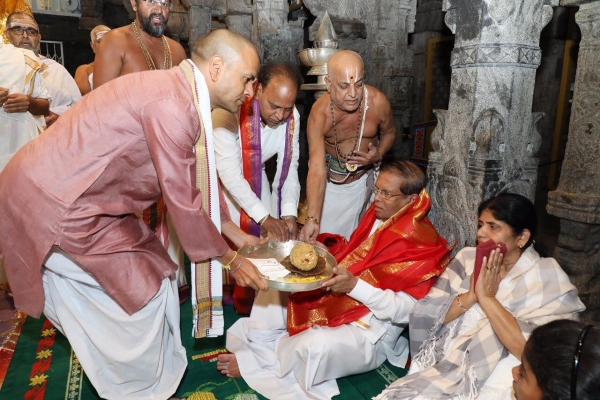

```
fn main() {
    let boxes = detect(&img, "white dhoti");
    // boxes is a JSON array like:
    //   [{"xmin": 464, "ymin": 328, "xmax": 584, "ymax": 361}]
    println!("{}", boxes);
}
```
[
  {"xmin": 42, "ymin": 250, "xmax": 187, "ymax": 400},
  {"xmin": 227, "ymin": 289, "xmax": 387, "ymax": 400},
  {"xmin": 320, "ymin": 173, "xmax": 370, "ymax": 239}
]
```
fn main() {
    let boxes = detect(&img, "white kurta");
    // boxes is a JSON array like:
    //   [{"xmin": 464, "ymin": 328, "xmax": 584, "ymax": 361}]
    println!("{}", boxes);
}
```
[
  {"xmin": 0, "ymin": 44, "xmax": 50, "ymax": 171},
  {"xmin": 42, "ymin": 250, "xmax": 186, "ymax": 400},
  {"xmin": 214, "ymin": 108, "xmax": 301, "ymax": 226},
  {"xmin": 39, "ymin": 56, "xmax": 82, "ymax": 115},
  {"xmin": 321, "ymin": 173, "xmax": 370, "ymax": 239},
  {"xmin": 226, "ymin": 222, "xmax": 416, "ymax": 400}
]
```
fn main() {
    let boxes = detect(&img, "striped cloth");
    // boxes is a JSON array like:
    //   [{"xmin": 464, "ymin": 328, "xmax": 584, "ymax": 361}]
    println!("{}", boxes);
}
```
[
  {"xmin": 375, "ymin": 246, "xmax": 585, "ymax": 400},
  {"xmin": 179, "ymin": 60, "xmax": 224, "ymax": 338}
]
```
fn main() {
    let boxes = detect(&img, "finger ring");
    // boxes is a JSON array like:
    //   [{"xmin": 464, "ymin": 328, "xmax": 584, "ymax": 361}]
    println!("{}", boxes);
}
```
[{"xmin": 325, "ymin": 287, "xmax": 331, "ymax": 291}]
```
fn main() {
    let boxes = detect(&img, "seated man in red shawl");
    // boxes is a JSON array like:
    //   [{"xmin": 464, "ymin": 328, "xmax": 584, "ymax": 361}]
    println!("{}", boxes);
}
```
[{"xmin": 217, "ymin": 160, "xmax": 450, "ymax": 399}]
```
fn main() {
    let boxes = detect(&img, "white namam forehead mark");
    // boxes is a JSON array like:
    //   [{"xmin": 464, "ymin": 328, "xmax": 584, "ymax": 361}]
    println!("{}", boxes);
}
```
[
  {"xmin": 339, "ymin": 65, "xmax": 363, "ymax": 84},
  {"xmin": 95, "ymin": 30, "xmax": 109, "ymax": 41},
  {"xmin": 8, "ymin": 16, "xmax": 38, "ymax": 30}
]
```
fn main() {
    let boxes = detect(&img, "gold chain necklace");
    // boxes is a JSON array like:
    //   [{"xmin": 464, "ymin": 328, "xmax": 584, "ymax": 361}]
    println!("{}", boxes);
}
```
[
  {"xmin": 131, "ymin": 21, "xmax": 172, "ymax": 70},
  {"xmin": 331, "ymin": 99, "xmax": 362, "ymax": 172}
]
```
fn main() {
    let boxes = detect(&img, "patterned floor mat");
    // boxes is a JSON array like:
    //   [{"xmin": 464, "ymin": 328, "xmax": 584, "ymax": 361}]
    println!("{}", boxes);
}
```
[{"xmin": 0, "ymin": 299, "xmax": 408, "ymax": 399}]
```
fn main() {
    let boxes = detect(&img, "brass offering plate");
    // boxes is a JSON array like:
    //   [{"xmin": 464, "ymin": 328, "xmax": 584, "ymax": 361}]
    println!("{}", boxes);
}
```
[{"xmin": 238, "ymin": 240, "xmax": 336, "ymax": 292}]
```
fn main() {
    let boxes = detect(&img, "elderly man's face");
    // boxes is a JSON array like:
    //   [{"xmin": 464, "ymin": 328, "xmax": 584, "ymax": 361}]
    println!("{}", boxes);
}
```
[
  {"xmin": 326, "ymin": 64, "xmax": 364, "ymax": 113},
  {"xmin": 256, "ymin": 75, "xmax": 297, "ymax": 128},
  {"xmin": 6, "ymin": 15, "xmax": 40, "ymax": 55},
  {"xmin": 372, "ymin": 171, "xmax": 416, "ymax": 221}
]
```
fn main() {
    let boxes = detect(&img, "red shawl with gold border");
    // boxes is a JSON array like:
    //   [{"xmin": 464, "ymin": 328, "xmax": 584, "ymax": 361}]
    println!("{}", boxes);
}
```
[{"xmin": 287, "ymin": 189, "xmax": 450, "ymax": 336}]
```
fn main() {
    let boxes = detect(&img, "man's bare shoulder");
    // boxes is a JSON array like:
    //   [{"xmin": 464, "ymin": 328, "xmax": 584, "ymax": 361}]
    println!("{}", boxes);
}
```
[
  {"xmin": 308, "ymin": 94, "xmax": 331, "ymax": 119},
  {"xmin": 365, "ymin": 85, "xmax": 390, "ymax": 106},
  {"xmin": 75, "ymin": 63, "xmax": 93, "ymax": 75},
  {"xmin": 307, "ymin": 94, "xmax": 331, "ymax": 137},
  {"xmin": 101, "ymin": 26, "xmax": 134, "ymax": 50},
  {"xmin": 366, "ymin": 84, "xmax": 392, "ymax": 117}
]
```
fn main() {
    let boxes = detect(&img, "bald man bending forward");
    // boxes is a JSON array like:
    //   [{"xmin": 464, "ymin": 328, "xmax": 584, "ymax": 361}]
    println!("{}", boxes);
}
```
[{"xmin": 0, "ymin": 30, "xmax": 264, "ymax": 400}]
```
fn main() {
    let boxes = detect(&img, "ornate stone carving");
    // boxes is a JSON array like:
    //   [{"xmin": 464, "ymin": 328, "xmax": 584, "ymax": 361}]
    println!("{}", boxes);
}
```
[
  {"xmin": 426, "ymin": 0, "xmax": 556, "ymax": 252},
  {"xmin": 451, "ymin": 45, "xmax": 542, "ymax": 68},
  {"xmin": 430, "ymin": 109, "xmax": 446, "ymax": 152},
  {"xmin": 548, "ymin": 1, "xmax": 600, "ymax": 322}
]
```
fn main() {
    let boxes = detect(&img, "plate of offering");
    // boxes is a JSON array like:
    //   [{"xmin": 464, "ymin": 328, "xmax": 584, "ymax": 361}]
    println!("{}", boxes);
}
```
[{"xmin": 238, "ymin": 240, "xmax": 336, "ymax": 292}]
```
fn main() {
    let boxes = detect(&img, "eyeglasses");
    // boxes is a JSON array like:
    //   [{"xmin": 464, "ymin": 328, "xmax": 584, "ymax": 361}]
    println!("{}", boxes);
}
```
[
  {"xmin": 571, "ymin": 325, "xmax": 593, "ymax": 400},
  {"xmin": 371, "ymin": 184, "xmax": 406, "ymax": 200},
  {"xmin": 8, "ymin": 27, "xmax": 39, "ymax": 36},
  {"xmin": 142, "ymin": 0, "xmax": 172, "ymax": 10}
]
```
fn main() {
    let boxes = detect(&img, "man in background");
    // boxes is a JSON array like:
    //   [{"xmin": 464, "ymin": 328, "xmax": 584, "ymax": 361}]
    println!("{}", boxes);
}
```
[
  {"xmin": 6, "ymin": 12, "xmax": 81, "ymax": 127},
  {"xmin": 218, "ymin": 161, "xmax": 450, "ymax": 399},
  {"xmin": 74, "ymin": 24, "xmax": 111, "ymax": 95},
  {"xmin": 213, "ymin": 63, "xmax": 303, "ymax": 314}
]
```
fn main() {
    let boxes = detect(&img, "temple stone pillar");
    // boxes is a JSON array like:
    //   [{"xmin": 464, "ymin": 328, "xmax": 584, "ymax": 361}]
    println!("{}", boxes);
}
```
[
  {"xmin": 181, "ymin": 0, "xmax": 213, "ymax": 47},
  {"xmin": 426, "ymin": 0, "xmax": 557, "ymax": 249},
  {"xmin": 547, "ymin": 0, "xmax": 600, "ymax": 323},
  {"xmin": 251, "ymin": 0, "xmax": 304, "ymax": 63},
  {"xmin": 301, "ymin": 0, "xmax": 417, "ymax": 160}
]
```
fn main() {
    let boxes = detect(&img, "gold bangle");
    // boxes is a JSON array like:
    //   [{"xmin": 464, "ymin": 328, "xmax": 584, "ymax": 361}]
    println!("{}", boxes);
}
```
[
  {"xmin": 456, "ymin": 294, "xmax": 468, "ymax": 312},
  {"xmin": 222, "ymin": 251, "xmax": 238, "ymax": 270},
  {"xmin": 230, "ymin": 257, "xmax": 244, "ymax": 274},
  {"xmin": 305, "ymin": 216, "xmax": 319, "ymax": 225},
  {"xmin": 281, "ymin": 215, "xmax": 297, "ymax": 221}
]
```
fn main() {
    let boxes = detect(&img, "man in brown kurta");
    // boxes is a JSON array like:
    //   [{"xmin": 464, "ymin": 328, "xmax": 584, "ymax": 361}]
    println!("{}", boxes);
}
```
[{"xmin": 0, "ymin": 29, "xmax": 264, "ymax": 400}]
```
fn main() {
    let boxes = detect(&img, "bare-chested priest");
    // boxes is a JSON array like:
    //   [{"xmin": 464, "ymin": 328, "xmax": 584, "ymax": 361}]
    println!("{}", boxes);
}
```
[
  {"xmin": 93, "ymin": 0, "xmax": 186, "ymax": 88},
  {"xmin": 299, "ymin": 50, "xmax": 395, "ymax": 243}
]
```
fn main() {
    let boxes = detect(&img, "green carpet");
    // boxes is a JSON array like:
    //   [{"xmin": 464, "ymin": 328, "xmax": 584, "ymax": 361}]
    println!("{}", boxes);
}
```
[{"xmin": 0, "ymin": 297, "xmax": 408, "ymax": 399}]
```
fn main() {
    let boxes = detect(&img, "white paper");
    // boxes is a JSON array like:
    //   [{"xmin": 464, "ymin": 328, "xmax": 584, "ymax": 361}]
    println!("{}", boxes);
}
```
[{"xmin": 247, "ymin": 258, "xmax": 290, "ymax": 279}]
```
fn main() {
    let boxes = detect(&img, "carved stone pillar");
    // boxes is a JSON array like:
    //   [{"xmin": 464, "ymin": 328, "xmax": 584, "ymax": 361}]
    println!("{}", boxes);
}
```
[
  {"xmin": 426, "ymin": 0, "xmax": 557, "ymax": 249},
  {"xmin": 252, "ymin": 0, "xmax": 303, "ymax": 63},
  {"xmin": 181, "ymin": 0, "xmax": 214, "ymax": 47},
  {"xmin": 547, "ymin": 0, "xmax": 600, "ymax": 322}
]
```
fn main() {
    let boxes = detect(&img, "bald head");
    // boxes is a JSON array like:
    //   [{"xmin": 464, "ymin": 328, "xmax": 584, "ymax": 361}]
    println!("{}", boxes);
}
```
[
  {"xmin": 326, "ymin": 50, "xmax": 365, "ymax": 112},
  {"xmin": 327, "ymin": 50, "xmax": 364, "ymax": 80},
  {"xmin": 191, "ymin": 29, "xmax": 260, "ymax": 114},
  {"xmin": 192, "ymin": 29, "xmax": 258, "ymax": 65}
]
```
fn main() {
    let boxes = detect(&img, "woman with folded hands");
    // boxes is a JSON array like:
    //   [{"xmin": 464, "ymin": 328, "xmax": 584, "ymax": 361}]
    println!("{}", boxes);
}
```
[{"xmin": 375, "ymin": 193, "xmax": 585, "ymax": 400}]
